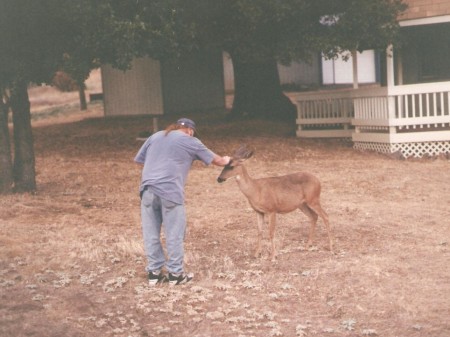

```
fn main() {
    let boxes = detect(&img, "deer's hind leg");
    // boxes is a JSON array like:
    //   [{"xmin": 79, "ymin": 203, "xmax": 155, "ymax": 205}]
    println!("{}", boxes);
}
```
[
  {"xmin": 307, "ymin": 201, "xmax": 333, "ymax": 252},
  {"xmin": 298, "ymin": 203, "xmax": 319, "ymax": 249}
]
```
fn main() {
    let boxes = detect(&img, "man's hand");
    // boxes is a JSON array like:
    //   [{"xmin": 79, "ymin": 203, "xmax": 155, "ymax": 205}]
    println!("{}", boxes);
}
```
[{"xmin": 212, "ymin": 155, "xmax": 231, "ymax": 166}]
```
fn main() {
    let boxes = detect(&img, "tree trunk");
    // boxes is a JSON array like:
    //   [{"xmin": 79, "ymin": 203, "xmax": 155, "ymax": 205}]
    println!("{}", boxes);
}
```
[
  {"xmin": 78, "ymin": 80, "xmax": 87, "ymax": 110},
  {"xmin": 10, "ymin": 80, "xmax": 36, "ymax": 192},
  {"xmin": 229, "ymin": 54, "xmax": 296, "ymax": 123},
  {"xmin": 0, "ymin": 92, "xmax": 14, "ymax": 194}
]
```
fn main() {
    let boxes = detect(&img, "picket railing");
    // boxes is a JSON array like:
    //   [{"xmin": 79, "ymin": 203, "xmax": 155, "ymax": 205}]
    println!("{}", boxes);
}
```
[
  {"xmin": 352, "ymin": 82, "xmax": 450, "ymax": 139},
  {"xmin": 295, "ymin": 81, "xmax": 450, "ymax": 157},
  {"xmin": 295, "ymin": 89, "xmax": 355, "ymax": 138}
]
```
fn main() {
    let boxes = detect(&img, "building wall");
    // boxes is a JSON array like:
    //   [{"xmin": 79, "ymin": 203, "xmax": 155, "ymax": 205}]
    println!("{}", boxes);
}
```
[
  {"xmin": 102, "ymin": 57, "xmax": 163, "ymax": 117},
  {"xmin": 277, "ymin": 58, "xmax": 321, "ymax": 87},
  {"xmin": 400, "ymin": 0, "xmax": 450, "ymax": 20}
]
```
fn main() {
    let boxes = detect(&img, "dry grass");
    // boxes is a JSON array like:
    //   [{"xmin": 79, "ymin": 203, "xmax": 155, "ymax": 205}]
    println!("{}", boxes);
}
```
[{"xmin": 0, "ymin": 84, "xmax": 449, "ymax": 337}]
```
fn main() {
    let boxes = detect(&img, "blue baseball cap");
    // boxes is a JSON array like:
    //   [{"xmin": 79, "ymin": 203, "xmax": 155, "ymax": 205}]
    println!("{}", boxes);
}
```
[{"xmin": 177, "ymin": 118, "xmax": 196, "ymax": 131}]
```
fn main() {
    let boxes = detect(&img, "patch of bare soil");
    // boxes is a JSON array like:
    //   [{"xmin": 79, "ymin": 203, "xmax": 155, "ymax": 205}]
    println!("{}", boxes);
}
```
[{"xmin": 1, "ymin": 89, "xmax": 449, "ymax": 337}]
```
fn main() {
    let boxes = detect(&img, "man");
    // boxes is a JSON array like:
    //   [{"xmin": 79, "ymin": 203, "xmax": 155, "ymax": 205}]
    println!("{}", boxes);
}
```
[{"xmin": 134, "ymin": 118, "xmax": 230, "ymax": 286}]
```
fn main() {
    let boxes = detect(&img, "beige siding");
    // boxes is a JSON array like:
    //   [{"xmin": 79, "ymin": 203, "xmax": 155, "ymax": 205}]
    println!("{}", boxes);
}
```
[
  {"xmin": 400, "ymin": 0, "xmax": 450, "ymax": 20},
  {"xmin": 277, "ymin": 59, "xmax": 320, "ymax": 86},
  {"xmin": 102, "ymin": 57, "xmax": 163, "ymax": 117}
]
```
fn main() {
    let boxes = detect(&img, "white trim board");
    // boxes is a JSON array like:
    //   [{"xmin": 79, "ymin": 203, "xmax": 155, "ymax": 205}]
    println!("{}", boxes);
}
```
[{"xmin": 399, "ymin": 14, "xmax": 450, "ymax": 27}]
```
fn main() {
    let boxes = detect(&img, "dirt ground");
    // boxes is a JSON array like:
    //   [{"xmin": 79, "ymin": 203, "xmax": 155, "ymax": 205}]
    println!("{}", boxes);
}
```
[{"xmin": 0, "ymin": 87, "xmax": 449, "ymax": 337}]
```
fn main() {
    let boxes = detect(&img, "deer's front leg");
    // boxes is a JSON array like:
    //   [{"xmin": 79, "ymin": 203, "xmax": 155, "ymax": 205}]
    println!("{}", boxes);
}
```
[
  {"xmin": 254, "ymin": 212, "xmax": 264, "ymax": 258},
  {"xmin": 268, "ymin": 213, "xmax": 277, "ymax": 261}
]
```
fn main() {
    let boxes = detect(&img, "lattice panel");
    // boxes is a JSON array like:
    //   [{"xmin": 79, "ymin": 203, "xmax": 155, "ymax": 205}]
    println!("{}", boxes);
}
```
[
  {"xmin": 353, "ymin": 141, "xmax": 450, "ymax": 158},
  {"xmin": 353, "ymin": 142, "xmax": 391, "ymax": 154}
]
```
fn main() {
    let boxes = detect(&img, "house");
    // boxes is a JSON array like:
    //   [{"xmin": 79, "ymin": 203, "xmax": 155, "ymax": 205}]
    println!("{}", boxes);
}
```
[{"xmin": 295, "ymin": 0, "xmax": 450, "ymax": 158}]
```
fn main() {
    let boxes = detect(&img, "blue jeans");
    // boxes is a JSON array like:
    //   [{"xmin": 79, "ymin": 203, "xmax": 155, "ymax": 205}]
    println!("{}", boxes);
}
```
[{"xmin": 141, "ymin": 189, "xmax": 186, "ymax": 274}]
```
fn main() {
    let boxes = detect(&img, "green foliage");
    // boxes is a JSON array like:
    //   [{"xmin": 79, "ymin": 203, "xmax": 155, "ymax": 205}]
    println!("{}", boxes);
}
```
[
  {"xmin": 320, "ymin": 0, "xmax": 407, "ymax": 58},
  {"xmin": 128, "ymin": 0, "xmax": 406, "ymax": 64},
  {"xmin": 0, "ymin": 0, "xmax": 406, "ymax": 86},
  {"xmin": 0, "ymin": 0, "xmax": 67, "ymax": 86},
  {"xmin": 52, "ymin": 71, "xmax": 79, "ymax": 92},
  {"xmin": 0, "ymin": 0, "xmax": 147, "ymax": 88}
]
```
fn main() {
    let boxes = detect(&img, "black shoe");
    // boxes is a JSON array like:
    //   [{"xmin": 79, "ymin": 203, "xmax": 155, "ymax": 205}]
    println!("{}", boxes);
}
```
[
  {"xmin": 148, "ymin": 271, "xmax": 168, "ymax": 286},
  {"xmin": 168, "ymin": 272, "xmax": 193, "ymax": 286}
]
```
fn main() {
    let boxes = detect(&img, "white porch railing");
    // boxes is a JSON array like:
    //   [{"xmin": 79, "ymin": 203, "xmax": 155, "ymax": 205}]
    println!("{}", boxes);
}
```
[
  {"xmin": 295, "ymin": 81, "xmax": 450, "ymax": 157},
  {"xmin": 352, "ymin": 82, "xmax": 450, "ymax": 157},
  {"xmin": 353, "ymin": 82, "xmax": 450, "ymax": 129},
  {"xmin": 295, "ymin": 89, "xmax": 355, "ymax": 138}
]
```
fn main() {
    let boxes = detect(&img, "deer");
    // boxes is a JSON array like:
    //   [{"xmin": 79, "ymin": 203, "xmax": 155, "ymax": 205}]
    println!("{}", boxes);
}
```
[{"xmin": 217, "ymin": 145, "xmax": 333, "ymax": 261}]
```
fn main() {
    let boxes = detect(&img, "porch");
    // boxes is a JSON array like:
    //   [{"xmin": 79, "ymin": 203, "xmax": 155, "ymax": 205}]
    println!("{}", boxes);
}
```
[{"xmin": 295, "ymin": 81, "xmax": 450, "ymax": 158}]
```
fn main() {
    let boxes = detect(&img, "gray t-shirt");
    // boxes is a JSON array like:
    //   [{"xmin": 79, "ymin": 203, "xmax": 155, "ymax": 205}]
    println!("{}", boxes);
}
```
[{"xmin": 134, "ymin": 130, "xmax": 214, "ymax": 204}]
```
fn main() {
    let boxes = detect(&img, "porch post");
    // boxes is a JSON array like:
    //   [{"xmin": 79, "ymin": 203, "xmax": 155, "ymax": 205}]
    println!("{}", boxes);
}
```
[
  {"xmin": 386, "ymin": 45, "xmax": 395, "ymax": 88},
  {"xmin": 351, "ymin": 50, "xmax": 359, "ymax": 89},
  {"xmin": 386, "ymin": 45, "xmax": 397, "ymax": 131},
  {"xmin": 397, "ymin": 50, "xmax": 404, "ymax": 85}
]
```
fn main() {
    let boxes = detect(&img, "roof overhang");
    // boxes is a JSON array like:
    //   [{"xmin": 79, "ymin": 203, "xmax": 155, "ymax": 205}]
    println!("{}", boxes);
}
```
[{"xmin": 399, "ymin": 14, "xmax": 450, "ymax": 27}]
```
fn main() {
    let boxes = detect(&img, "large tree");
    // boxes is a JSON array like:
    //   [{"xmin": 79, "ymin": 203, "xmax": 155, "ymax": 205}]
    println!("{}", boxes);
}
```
[
  {"xmin": 0, "ymin": 0, "xmax": 68, "ymax": 193},
  {"xmin": 0, "ymin": 0, "xmax": 143, "ymax": 194},
  {"xmin": 134, "ymin": 0, "xmax": 406, "ymax": 121}
]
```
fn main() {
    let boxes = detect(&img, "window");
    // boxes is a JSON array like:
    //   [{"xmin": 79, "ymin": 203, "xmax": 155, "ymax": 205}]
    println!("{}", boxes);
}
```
[{"xmin": 322, "ymin": 50, "xmax": 377, "ymax": 85}]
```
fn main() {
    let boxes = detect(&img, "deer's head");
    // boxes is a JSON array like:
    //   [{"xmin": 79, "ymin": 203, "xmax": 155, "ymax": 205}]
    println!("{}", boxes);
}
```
[{"xmin": 217, "ymin": 145, "xmax": 253, "ymax": 183}]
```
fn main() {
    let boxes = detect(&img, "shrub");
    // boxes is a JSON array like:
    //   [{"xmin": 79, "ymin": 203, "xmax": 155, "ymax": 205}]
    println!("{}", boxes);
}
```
[{"xmin": 52, "ymin": 71, "xmax": 79, "ymax": 92}]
